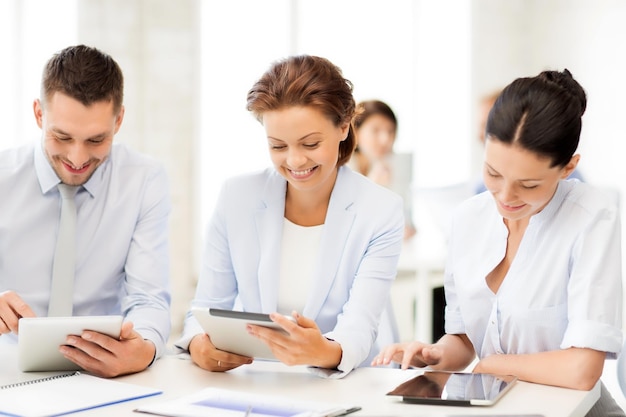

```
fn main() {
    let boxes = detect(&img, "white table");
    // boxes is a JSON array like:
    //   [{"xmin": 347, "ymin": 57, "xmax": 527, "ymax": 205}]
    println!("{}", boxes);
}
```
[{"xmin": 0, "ymin": 346, "xmax": 600, "ymax": 417}]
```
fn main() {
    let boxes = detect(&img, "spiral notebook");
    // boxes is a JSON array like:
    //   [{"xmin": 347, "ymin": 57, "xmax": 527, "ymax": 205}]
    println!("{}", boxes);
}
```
[{"xmin": 0, "ymin": 371, "xmax": 161, "ymax": 417}]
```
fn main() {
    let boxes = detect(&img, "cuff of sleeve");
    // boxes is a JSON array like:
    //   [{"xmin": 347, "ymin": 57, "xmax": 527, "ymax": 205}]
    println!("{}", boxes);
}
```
[
  {"xmin": 324, "ymin": 332, "xmax": 363, "ymax": 376},
  {"xmin": 135, "ymin": 327, "xmax": 165, "ymax": 362},
  {"xmin": 444, "ymin": 310, "xmax": 465, "ymax": 335},
  {"xmin": 173, "ymin": 317, "xmax": 205, "ymax": 353},
  {"xmin": 144, "ymin": 339, "xmax": 157, "ymax": 367},
  {"xmin": 307, "ymin": 366, "xmax": 348, "ymax": 379},
  {"xmin": 307, "ymin": 333, "xmax": 348, "ymax": 378},
  {"xmin": 561, "ymin": 320, "xmax": 623, "ymax": 359},
  {"xmin": 174, "ymin": 332, "xmax": 200, "ymax": 353}
]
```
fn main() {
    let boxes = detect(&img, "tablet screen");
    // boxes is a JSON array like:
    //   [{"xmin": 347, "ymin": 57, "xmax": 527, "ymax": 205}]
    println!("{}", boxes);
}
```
[{"xmin": 387, "ymin": 371, "xmax": 518, "ymax": 406}]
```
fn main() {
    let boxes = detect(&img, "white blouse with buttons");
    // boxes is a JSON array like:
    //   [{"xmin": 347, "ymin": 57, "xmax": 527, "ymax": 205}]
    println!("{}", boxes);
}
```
[{"xmin": 444, "ymin": 179, "xmax": 622, "ymax": 359}]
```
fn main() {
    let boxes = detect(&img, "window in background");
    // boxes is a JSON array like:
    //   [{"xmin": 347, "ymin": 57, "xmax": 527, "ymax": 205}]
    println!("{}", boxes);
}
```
[
  {"xmin": 294, "ymin": 0, "xmax": 416, "ymax": 153},
  {"xmin": 0, "ymin": 1, "xmax": 19, "ymax": 152},
  {"xmin": 0, "ymin": 0, "xmax": 77, "ymax": 151},
  {"xmin": 199, "ymin": 0, "xmax": 292, "ymax": 231}
]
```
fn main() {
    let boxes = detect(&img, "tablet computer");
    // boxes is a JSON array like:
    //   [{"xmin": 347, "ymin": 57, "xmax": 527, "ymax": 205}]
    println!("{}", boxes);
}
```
[
  {"xmin": 18, "ymin": 315, "xmax": 123, "ymax": 372},
  {"xmin": 191, "ymin": 307, "xmax": 295, "ymax": 360},
  {"xmin": 387, "ymin": 371, "xmax": 518, "ymax": 406}
]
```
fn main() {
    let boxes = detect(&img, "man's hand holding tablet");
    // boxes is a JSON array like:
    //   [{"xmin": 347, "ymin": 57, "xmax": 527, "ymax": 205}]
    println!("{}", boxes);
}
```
[{"xmin": 18, "ymin": 315, "xmax": 123, "ymax": 373}]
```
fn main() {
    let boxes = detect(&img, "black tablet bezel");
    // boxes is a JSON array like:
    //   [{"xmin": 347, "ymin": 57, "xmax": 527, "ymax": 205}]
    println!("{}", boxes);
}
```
[{"xmin": 387, "ymin": 371, "xmax": 518, "ymax": 406}]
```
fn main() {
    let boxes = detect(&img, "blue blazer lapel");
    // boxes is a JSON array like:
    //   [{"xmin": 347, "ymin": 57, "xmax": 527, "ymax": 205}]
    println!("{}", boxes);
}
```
[
  {"xmin": 304, "ymin": 167, "xmax": 356, "ymax": 319},
  {"xmin": 254, "ymin": 172, "xmax": 286, "ymax": 313}
]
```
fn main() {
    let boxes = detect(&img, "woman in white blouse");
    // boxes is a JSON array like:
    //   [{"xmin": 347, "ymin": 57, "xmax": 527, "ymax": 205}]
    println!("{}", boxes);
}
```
[
  {"xmin": 373, "ymin": 69, "xmax": 623, "ymax": 416},
  {"xmin": 177, "ymin": 55, "xmax": 404, "ymax": 377}
]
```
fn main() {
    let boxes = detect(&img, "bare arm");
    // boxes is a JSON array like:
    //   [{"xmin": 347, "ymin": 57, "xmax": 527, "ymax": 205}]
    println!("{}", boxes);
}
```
[
  {"xmin": 428, "ymin": 334, "xmax": 476, "ymax": 370},
  {"xmin": 372, "ymin": 333, "xmax": 475, "ymax": 371},
  {"xmin": 473, "ymin": 347, "xmax": 605, "ymax": 390}
]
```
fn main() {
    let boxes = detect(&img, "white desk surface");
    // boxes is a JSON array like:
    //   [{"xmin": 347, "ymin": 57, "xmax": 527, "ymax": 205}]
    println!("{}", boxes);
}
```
[{"xmin": 0, "ymin": 345, "xmax": 599, "ymax": 417}]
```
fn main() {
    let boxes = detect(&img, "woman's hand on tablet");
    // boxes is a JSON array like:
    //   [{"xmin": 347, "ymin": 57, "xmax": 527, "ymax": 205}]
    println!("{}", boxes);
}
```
[
  {"xmin": 371, "ymin": 340, "xmax": 441, "ymax": 370},
  {"xmin": 189, "ymin": 333, "xmax": 253, "ymax": 372},
  {"xmin": 373, "ymin": 334, "xmax": 475, "ymax": 371},
  {"xmin": 0, "ymin": 290, "xmax": 36, "ymax": 335},
  {"xmin": 246, "ymin": 311, "xmax": 342, "ymax": 369}
]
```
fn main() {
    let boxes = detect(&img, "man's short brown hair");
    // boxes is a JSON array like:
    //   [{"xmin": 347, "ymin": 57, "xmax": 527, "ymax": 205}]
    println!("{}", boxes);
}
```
[{"xmin": 41, "ymin": 44, "xmax": 124, "ymax": 114}]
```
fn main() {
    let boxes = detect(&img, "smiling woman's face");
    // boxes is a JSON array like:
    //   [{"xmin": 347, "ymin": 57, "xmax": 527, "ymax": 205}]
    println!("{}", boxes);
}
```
[
  {"xmin": 263, "ymin": 105, "xmax": 349, "ymax": 196},
  {"xmin": 483, "ymin": 138, "xmax": 575, "ymax": 221}
]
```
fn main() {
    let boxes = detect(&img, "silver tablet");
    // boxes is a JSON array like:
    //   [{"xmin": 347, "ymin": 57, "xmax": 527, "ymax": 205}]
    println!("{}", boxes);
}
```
[
  {"xmin": 387, "ymin": 371, "xmax": 518, "ymax": 406},
  {"xmin": 191, "ymin": 307, "xmax": 295, "ymax": 360},
  {"xmin": 18, "ymin": 315, "xmax": 123, "ymax": 372}
]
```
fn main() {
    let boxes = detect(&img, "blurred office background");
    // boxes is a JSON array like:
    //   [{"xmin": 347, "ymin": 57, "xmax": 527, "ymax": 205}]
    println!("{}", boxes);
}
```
[{"xmin": 2, "ymin": 0, "xmax": 626, "ymax": 345}]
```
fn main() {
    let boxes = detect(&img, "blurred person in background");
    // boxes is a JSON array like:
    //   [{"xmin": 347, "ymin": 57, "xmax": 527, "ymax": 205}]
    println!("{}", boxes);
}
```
[{"xmin": 350, "ymin": 100, "xmax": 416, "ymax": 239}]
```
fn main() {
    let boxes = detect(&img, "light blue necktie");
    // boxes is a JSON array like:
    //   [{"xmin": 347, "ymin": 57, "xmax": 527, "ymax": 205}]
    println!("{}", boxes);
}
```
[{"xmin": 48, "ymin": 184, "xmax": 79, "ymax": 317}]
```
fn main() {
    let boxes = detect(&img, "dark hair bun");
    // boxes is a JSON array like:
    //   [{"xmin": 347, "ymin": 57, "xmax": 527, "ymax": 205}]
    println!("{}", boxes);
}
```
[{"xmin": 539, "ymin": 69, "xmax": 587, "ymax": 117}]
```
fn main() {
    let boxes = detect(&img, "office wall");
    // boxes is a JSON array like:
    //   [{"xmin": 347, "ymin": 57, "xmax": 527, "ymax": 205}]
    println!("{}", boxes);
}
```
[
  {"xmin": 0, "ymin": 0, "xmax": 78, "ymax": 151},
  {"xmin": 471, "ymin": 0, "xmax": 626, "ymax": 190}
]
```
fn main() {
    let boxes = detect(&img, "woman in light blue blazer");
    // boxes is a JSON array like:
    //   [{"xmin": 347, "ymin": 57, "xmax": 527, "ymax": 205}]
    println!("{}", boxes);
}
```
[{"xmin": 177, "ymin": 55, "xmax": 404, "ymax": 377}]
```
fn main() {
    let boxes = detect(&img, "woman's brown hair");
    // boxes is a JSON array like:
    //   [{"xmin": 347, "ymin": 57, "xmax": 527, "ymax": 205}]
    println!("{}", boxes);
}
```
[{"xmin": 247, "ymin": 55, "xmax": 356, "ymax": 166}]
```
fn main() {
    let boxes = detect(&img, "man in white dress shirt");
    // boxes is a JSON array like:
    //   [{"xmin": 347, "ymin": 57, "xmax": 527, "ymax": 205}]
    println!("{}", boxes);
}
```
[{"xmin": 0, "ymin": 45, "xmax": 171, "ymax": 377}]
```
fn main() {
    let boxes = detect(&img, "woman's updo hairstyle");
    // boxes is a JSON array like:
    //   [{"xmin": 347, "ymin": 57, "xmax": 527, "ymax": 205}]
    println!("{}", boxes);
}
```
[{"xmin": 485, "ymin": 69, "xmax": 586, "ymax": 168}]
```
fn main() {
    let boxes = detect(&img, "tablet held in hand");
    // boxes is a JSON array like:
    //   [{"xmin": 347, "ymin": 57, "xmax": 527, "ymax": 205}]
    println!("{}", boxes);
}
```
[{"xmin": 192, "ymin": 307, "xmax": 295, "ymax": 360}]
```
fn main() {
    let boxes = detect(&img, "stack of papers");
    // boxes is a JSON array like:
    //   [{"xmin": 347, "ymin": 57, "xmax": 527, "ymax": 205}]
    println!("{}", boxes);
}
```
[{"xmin": 134, "ymin": 387, "xmax": 360, "ymax": 417}]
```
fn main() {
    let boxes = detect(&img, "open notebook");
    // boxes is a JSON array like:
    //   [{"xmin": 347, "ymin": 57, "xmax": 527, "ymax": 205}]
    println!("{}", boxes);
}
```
[{"xmin": 0, "ymin": 371, "xmax": 161, "ymax": 417}]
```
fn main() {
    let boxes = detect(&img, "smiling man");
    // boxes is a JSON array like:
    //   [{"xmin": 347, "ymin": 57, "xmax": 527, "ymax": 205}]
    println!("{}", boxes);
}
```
[{"xmin": 0, "ymin": 45, "xmax": 172, "ymax": 377}]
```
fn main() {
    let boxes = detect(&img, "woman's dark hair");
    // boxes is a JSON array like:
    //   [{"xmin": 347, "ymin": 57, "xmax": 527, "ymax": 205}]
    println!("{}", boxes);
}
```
[
  {"xmin": 485, "ymin": 69, "xmax": 587, "ymax": 168},
  {"xmin": 246, "ymin": 55, "xmax": 356, "ymax": 166},
  {"xmin": 353, "ymin": 100, "xmax": 398, "ymax": 154}
]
